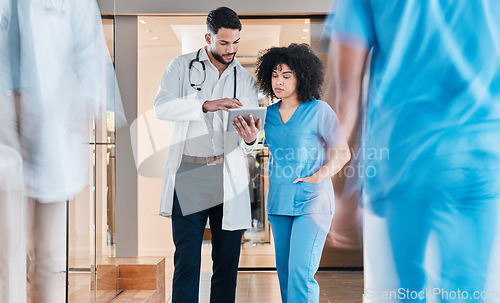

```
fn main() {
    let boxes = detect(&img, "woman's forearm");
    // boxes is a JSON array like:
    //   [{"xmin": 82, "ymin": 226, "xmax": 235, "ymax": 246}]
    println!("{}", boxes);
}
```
[{"xmin": 311, "ymin": 140, "xmax": 351, "ymax": 182}]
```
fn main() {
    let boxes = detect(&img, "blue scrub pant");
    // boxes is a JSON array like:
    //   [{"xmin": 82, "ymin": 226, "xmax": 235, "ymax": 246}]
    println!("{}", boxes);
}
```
[
  {"xmin": 268, "ymin": 213, "xmax": 333, "ymax": 303},
  {"xmin": 379, "ymin": 151, "xmax": 500, "ymax": 303},
  {"xmin": 171, "ymin": 193, "xmax": 243, "ymax": 303}
]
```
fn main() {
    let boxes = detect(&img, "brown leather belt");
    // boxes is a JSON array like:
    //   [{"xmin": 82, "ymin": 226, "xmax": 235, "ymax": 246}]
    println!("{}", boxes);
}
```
[{"xmin": 182, "ymin": 154, "xmax": 224, "ymax": 166}]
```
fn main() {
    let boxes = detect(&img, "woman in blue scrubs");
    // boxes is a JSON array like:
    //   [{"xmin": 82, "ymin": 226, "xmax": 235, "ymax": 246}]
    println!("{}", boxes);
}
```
[{"xmin": 255, "ymin": 44, "xmax": 351, "ymax": 303}]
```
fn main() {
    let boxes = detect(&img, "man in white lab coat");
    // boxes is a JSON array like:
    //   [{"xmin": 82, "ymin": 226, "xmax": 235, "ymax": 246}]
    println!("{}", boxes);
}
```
[{"xmin": 154, "ymin": 6, "xmax": 261, "ymax": 303}]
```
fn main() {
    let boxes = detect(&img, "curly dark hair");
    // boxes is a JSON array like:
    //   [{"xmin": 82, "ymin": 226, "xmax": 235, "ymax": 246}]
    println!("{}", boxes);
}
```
[
  {"xmin": 206, "ymin": 7, "xmax": 242, "ymax": 34},
  {"xmin": 255, "ymin": 43, "xmax": 324, "ymax": 102}
]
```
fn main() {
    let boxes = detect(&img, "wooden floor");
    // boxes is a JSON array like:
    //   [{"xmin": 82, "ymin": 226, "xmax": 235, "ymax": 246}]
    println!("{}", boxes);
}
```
[
  {"xmin": 316, "ymin": 271, "xmax": 364, "ymax": 303},
  {"xmin": 176, "ymin": 270, "xmax": 364, "ymax": 303},
  {"xmin": 169, "ymin": 244, "xmax": 363, "ymax": 303},
  {"xmin": 69, "ymin": 244, "xmax": 364, "ymax": 302},
  {"xmin": 70, "ymin": 269, "xmax": 363, "ymax": 302}
]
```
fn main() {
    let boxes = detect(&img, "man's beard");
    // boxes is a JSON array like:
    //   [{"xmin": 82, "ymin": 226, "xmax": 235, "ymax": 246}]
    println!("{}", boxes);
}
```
[{"xmin": 211, "ymin": 50, "xmax": 235, "ymax": 65}]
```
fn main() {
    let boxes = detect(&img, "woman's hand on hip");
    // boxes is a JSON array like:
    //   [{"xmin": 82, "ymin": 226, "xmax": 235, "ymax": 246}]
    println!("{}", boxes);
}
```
[{"xmin": 293, "ymin": 174, "xmax": 322, "ymax": 184}]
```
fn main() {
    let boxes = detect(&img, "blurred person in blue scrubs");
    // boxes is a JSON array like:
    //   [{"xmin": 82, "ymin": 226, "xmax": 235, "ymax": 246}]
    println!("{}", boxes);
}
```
[
  {"xmin": 325, "ymin": 0, "xmax": 500, "ymax": 302},
  {"xmin": 256, "ymin": 44, "xmax": 351, "ymax": 303},
  {"xmin": 0, "ymin": 0, "xmax": 124, "ymax": 302}
]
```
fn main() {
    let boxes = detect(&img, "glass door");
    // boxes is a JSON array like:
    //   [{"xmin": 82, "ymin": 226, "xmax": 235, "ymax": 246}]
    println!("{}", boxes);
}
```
[
  {"xmin": 135, "ymin": 15, "xmax": 342, "ymax": 269},
  {"xmin": 66, "ymin": 15, "xmax": 120, "ymax": 303}
]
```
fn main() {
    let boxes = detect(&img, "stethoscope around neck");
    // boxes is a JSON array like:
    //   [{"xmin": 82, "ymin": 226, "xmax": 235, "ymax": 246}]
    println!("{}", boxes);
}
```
[{"xmin": 189, "ymin": 48, "xmax": 238, "ymax": 99}]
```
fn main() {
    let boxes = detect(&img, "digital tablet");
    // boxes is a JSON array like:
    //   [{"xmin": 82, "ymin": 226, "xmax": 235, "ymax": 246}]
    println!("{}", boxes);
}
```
[{"xmin": 227, "ymin": 107, "xmax": 267, "ymax": 132}]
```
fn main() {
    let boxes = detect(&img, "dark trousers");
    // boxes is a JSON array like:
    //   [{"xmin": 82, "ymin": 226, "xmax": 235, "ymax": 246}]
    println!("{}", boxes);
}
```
[{"xmin": 172, "ymin": 193, "xmax": 243, "ymax": 303}]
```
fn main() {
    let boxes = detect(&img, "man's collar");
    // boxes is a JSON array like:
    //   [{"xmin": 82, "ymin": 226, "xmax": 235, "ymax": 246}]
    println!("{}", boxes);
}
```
[{"xmin": 198, "ymin": 47, "xmax": 210, "ymax": 62}]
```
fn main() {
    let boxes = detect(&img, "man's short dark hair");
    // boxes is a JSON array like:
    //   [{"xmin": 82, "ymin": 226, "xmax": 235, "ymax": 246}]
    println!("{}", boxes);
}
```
[{"xmin": 206, "ymin": 7, "xmax": 242, "ymax": 34}]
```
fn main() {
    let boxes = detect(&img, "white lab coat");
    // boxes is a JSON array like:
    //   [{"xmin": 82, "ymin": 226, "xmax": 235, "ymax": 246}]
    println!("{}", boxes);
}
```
[
  {"xmin": 14, "ymin": 0, "xmax": 124, "ymax": 203},
  {"xmin": 154, "ymin": 48, "xmax": 259, "ymax": 231},
  {"xmin": 1, "ymin": 1, "xmax": 121, "ymax": 302},
  {"xmin": 0, "ymin": 0, "xmax": 19, "ymax": 152}
]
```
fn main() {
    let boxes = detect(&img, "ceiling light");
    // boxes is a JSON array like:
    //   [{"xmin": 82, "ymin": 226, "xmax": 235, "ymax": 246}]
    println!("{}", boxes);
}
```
[
  {"xmin": 153, "ymin": 37, "xmax": 159, "ymax": 40},
  {"xmin": 304, "ymin": 19, "xmax": 310, "ymax": 24},
  {"xmin": 139, "ymin": 20, "xmax": 147, "ymax": 24},
  {"xmin": 146, "ymin": 29, "xmax": 153, "ymax": 33},
  {"xmin": 303, "ymin": 29, "xmax": 309, "ymax": 32}
]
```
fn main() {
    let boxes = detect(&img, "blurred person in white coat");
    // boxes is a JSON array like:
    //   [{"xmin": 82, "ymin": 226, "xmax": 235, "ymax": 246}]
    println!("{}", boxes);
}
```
[
  {"xmin": 154, "ymin": 7, "xmax": 261, "ymax": 303},
  {"xmin": 0, "ymin": 0, "xmax": 124, "ymax": 302},
  {"xmin": 0, "ymin": 0, "xmax": 25, "ymax": 302}
]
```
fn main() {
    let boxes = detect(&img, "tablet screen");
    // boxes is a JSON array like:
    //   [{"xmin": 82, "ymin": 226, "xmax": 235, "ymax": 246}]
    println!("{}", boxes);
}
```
[{"xmin": 227, "ymin": 107, "xmax": 267, "ymax": 132}]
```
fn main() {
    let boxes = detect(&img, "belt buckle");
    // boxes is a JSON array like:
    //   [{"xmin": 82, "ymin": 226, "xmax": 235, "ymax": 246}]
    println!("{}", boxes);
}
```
[{"xmin": 206, "ymin": 156, "xmax": 217, "ymax": 166}]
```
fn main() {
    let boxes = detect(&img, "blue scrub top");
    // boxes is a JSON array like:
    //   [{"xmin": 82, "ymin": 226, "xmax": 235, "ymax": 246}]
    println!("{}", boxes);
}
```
[
  {"xmin": 326, "ymin": 0, "xmax": 500, "ymax": 205},
  {"xmin": 264, "ymin": 99, "xmax": 344, "ymax": 216}
]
